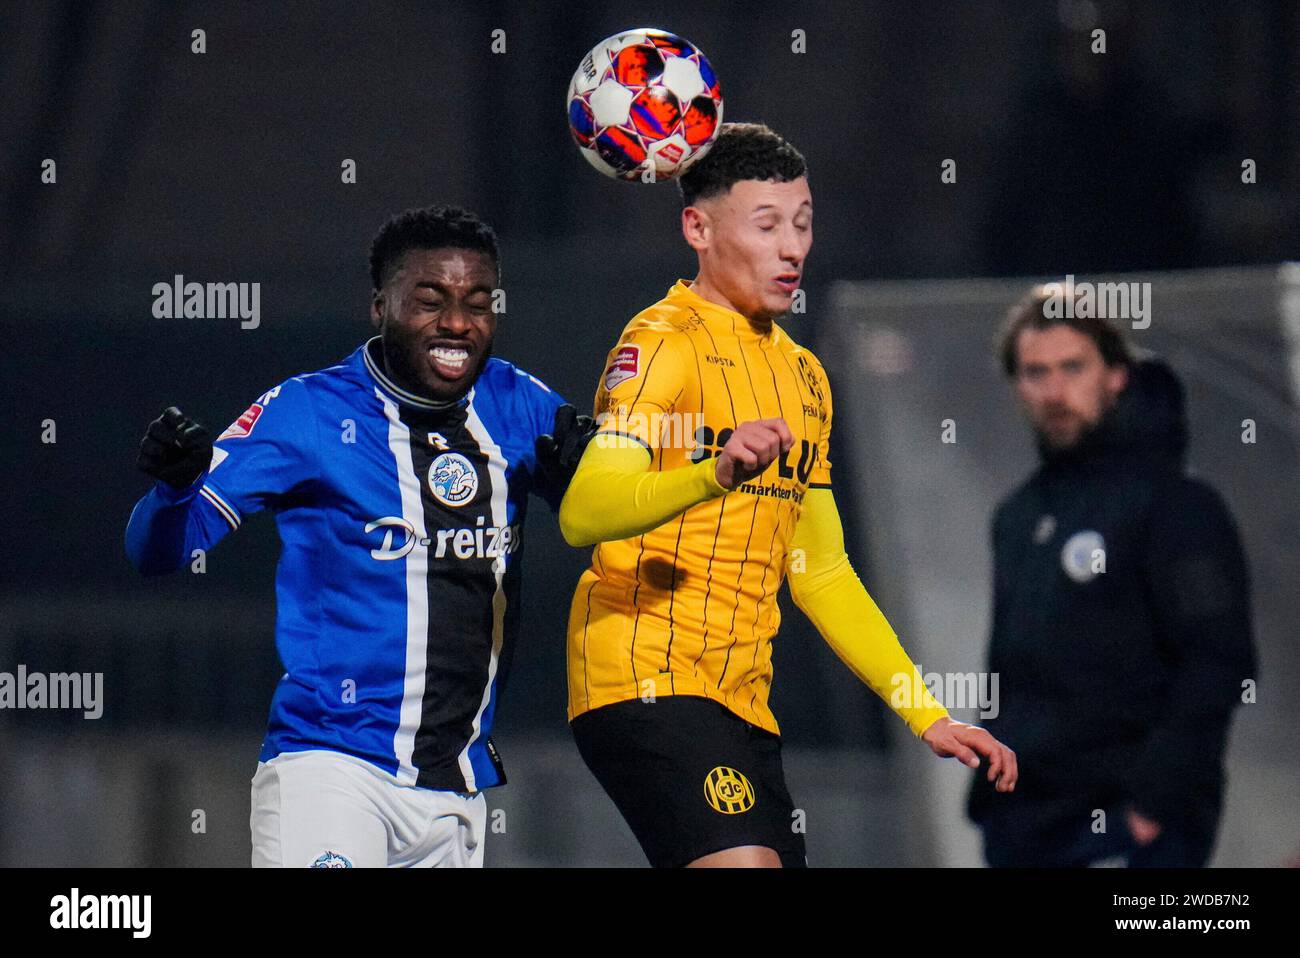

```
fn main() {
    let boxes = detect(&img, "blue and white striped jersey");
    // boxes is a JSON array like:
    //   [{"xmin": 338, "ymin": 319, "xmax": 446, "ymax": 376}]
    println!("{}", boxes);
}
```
[{"xmin": 126, "ymin": 337, "xmax": 567, "ymax": 791}]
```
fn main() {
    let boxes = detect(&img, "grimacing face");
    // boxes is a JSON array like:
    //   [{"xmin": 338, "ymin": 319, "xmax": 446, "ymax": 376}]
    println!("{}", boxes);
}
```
[
  {"xmin": 369, "ymin": 247, "xmax": 498, "ymax": 402},
  {"xmin": 1014, "ymin": 324, "xmax": 1128, "ymax": 449},
  {"xmin": 683, "ymin": 176, "xmax": 812, "ymax": 324}
]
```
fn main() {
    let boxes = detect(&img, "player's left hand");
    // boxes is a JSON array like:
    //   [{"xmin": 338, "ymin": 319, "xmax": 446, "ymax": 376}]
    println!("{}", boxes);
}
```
[
  {"xmin": 535, "ymin": 403, "xmax": 597, "ymax": 493},
  {"xmin": 921, "ymin": 717, "xmax": 1018, "ymax": 792}
]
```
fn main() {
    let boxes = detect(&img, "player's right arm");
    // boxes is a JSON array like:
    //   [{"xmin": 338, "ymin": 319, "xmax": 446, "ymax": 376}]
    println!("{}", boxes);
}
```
[
  {"xmin": 558, "ymin": 420, "xmax": 790, "ymax": 547},
  {"xmin": 125, "ymin": 380, "xmax": 319, "ymax": 574},
  {"xmin": 557, "ymin": 328, "xmax": 791, "ymax": 547}
]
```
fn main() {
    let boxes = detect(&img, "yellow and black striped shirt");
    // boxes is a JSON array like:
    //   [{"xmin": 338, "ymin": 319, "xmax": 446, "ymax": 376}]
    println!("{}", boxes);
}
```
[{"xmin": 566, "ymin": 279, "xmax": 832, "ymax": 735}]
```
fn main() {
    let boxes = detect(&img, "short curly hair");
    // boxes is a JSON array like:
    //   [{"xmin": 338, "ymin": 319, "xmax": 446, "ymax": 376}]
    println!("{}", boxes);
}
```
[
  {"xmin": 368, "ymin": 205, "xmax": 500, "ymax": 291},
  {"xmin": 677, "ymin": 122, "xmax": 807, "ymax": 207}
]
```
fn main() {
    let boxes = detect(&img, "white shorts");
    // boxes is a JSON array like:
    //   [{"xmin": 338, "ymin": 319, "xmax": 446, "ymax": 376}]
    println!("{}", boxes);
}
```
[{"xmin": 249, "ymin": 749, "xmax": 487, "ymax": 868}]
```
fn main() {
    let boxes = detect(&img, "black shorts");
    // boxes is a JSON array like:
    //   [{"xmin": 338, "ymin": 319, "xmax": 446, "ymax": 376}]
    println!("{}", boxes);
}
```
[{"xmin": 571, "ymin": 695, "xmax": 807, "ymax": 868}]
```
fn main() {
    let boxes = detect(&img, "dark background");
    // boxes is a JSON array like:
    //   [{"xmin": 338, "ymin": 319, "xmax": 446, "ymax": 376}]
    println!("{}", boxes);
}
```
[{"xmin": 0, "ymin": 0, "xmax": 1295, "ymax": 865}]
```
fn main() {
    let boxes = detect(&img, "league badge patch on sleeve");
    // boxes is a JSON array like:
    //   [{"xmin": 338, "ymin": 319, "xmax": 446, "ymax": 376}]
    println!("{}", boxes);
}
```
[
  {"xmin": 604, "ymin": 344, "xmax": 640, "ymax": 390},
  {"xmin": 218, "ymin": 403, "xmax": 264, "ymax": 441}
]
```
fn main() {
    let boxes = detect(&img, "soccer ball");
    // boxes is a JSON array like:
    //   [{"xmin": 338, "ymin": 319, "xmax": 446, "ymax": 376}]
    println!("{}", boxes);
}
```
[{"xmin": 567, "ymin": 28, "xmax": 723, "ymax": 182}]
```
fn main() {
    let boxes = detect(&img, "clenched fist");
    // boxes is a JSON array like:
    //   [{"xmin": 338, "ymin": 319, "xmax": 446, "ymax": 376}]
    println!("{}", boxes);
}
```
[
  {"xmin": 137, "ymin": 406, "xmax": 213, "ymax": 488},
  {"xmin": 714, "ymin": 418, "xmax": 794, "ymax": 490}
]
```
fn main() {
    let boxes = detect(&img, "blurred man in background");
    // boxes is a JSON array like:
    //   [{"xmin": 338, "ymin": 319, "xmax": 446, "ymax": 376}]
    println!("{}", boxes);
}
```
[{"xmin": 967, "ymin": 283, "xmax": 1256, "ymax": 867}]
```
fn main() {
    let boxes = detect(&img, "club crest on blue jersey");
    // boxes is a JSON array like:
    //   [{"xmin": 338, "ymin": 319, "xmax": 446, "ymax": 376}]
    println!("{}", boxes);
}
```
[
  {"xmin": 310, "ymin": 850, "xmax": 353, "ymax": 868},
  {"xmin": 428, "ymin": 452, "xmax": 478, "ymax": 507}
]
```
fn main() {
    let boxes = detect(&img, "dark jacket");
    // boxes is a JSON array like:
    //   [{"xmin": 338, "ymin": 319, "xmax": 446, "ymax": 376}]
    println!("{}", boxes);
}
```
[{"xmin": 967, "ymin": 358, "xmax": 1255, "ymax": 842}]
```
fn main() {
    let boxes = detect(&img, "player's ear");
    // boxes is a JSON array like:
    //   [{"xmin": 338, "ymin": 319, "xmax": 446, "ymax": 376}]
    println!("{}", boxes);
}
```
[
  {"xmin": 1107, "ymin": 361, "xmax": 1129, "ymax": 398},
  {"xmin": 682, "ymin": 205, "xmax": 710, "ymax": 252},
  {"xmin": 369, "ymin": 292, "xmax": 384, "ymax": 330}
]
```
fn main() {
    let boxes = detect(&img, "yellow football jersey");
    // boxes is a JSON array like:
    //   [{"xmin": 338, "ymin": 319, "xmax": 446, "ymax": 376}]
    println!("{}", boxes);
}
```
[{"xmin": 566, "ymin": 278, "xmax": 833, "ymax": 735}]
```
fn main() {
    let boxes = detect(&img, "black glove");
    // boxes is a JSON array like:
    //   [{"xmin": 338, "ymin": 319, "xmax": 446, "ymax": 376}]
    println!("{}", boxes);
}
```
[
  {"xmin": 534, "ymin": 403, "xmax": 597, "ymax": 494},
  {"xmin": 138, "ymin": 406, "xmax": 213, "ymax": 488}
]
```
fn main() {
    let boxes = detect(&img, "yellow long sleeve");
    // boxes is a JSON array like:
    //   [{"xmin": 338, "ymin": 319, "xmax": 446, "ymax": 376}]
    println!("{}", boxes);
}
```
[
  {"xmin": 558, "ymin": 433, "xmax": 729, "ymax": 547},
  {"xmin": 786, "ymin": 487, "xmax": 950, "ymax": 739}
]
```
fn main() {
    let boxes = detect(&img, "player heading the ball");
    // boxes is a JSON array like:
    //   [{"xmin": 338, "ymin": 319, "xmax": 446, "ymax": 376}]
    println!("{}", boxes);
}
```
[{"xmin": 559, "ymin": 123, "xmax": 1018, "ymax": 868}]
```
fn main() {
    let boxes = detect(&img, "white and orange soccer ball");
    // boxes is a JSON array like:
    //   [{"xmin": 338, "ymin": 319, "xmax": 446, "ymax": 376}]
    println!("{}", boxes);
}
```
[{"xmin": 566, "ymin": 28, "xmax": 723, "ymax": 182}]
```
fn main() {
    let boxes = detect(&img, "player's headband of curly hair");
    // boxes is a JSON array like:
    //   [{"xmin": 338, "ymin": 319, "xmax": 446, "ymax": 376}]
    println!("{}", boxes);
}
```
[
  {"xmin": 677, "ymin": 122, "xmax": 807, "ymax": 207},
  {"xmin": 369, "ymin": 205, "xmax": 501, "ymax": 291}
]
